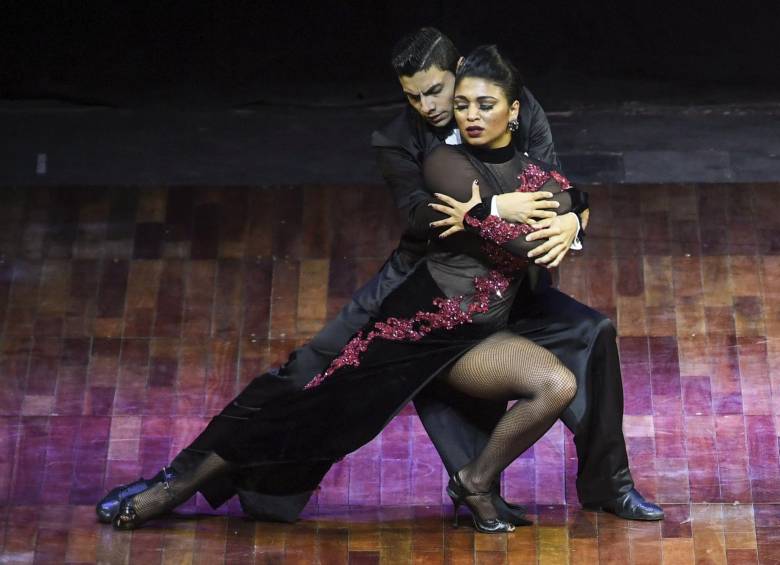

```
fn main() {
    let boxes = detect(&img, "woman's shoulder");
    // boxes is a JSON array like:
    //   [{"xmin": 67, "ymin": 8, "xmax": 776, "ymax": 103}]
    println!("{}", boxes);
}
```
[
  {"xmin": 425, "ymin": 143, "xmax": 471, "ymax": 168},
  {"xmin": 423, "ymin": 144, "xmax": 481, "ymax": 191},
  {"xmin": 428, "ymin": 143, "xmax": 463, "ymax": 157},
  {"xmin": 521, "ymin": 152, "xmax": 559, "ymax": 173}
]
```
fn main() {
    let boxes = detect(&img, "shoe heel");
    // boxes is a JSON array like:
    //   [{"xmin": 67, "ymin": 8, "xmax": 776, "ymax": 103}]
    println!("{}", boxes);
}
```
[{"xmin": 447, "ymin": 472, "xmax": 515, "ymax": 534}]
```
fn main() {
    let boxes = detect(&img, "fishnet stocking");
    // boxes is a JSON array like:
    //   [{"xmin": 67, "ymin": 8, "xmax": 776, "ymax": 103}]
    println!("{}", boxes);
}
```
[
  {"xmin": 117, "ymin": 452, "xmax": 232, "ymax": 526},
  {"xmin": 443, "ymin": 331, "xmax": 576, "ymax": 520}
]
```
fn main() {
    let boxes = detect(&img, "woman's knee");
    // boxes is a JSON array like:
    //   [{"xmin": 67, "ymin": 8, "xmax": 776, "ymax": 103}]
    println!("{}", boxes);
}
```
[
  {"xmin": 538, "ymin": 365, "xmax": 577, "ymax": 407},
  {"xmin": 558, "ymin": 367, "xmax": 578, "ymax": 404}
]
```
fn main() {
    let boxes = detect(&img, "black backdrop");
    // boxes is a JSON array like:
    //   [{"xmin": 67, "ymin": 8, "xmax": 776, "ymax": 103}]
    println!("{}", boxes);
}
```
[{"xmin": 2, "ymin": 1, "xmax": 779, "ymax": 104}]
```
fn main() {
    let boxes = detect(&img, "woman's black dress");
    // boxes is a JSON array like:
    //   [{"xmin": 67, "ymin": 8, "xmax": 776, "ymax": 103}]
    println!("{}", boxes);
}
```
[{"xmin": 206, "ymin": 143, "xmax": 582, "ymax": 497}]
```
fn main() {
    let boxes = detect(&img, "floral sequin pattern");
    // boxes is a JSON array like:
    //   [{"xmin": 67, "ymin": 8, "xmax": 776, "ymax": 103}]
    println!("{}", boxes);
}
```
[
  {"xmin": 465, "ymin": 162, "xmax": 573, "ymax": 246},
  {"xmin": 517, "ymin": 163, "xmax": 572, "ymax": 193},
  {"xmin": 481, "ymin": 241, "xmax": 529, "ymax": 274},
  {"xmin": 464, "ymin": 214, "xmax": 535, "ymax": 245},
  {"xmin": 304, "ymin": 161, "xmax": 572, "ymax": 390},
  {"xmin": 304, "ymin": 270, "xmax": 511, "ymax": 390}
]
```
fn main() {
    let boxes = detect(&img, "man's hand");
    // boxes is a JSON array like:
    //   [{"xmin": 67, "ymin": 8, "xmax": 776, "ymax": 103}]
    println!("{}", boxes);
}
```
[
  {"xmin": 526, "ymin": 212, "xmax": 580, "ymax": 268},
  {"xmin": 495, "ymin": 191, "xmax": 559, "ymax": 224},
  {"xmin": 428, "ymin": 180, "xmax": 481, "ymax": 238},
  {"xmin": 580, "ymin": 208, "xmax": 590, "ymax": 230}
]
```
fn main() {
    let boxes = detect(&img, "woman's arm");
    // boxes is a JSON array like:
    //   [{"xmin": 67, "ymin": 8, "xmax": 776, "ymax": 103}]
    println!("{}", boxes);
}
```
[
  {"xmin": 434, "ymin": 179, "xmax": 576, "ymax": 259},
  {"xmin": 377, "ymin": 146, "xmax": 565, "ymax": 240},
  {"xmin": 424, "ymin": 146, "xmax": 579, "ymax": 259}
]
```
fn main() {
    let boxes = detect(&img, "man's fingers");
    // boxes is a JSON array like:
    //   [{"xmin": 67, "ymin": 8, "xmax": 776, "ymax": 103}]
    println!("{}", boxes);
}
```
[
  {"xmin": 429, "ymin": 218, "xmax": 455, "ymax": 228},
  {"xmin": 471, "ymin": 180, "xmax": 481, "ymax": 199},
  {"xmin": 528, "ymin": 210, "xmax": 557, "ymax": 220},
  {"xmin": 541, "ymin": 244, "xmax": 568, "ymax": 264},
  {"xmin": 532, "ymin": 191, "xmax": 555, "ymax": 200},
  {"xmin": 549, "ymin": 249, "xmax": 568, "ymax": 268},
  {"xmin": 527, "ymin": 237, "xmax": 559, "ymax": 258},
  {"xmin": 544, "ymin": 247, "xmax": 569, "ymax": 267},
  {"xmin": 530, "ymin": 217, "xmax": 554, "ymax": 230},
  {"xmin": 535, "ymin": 243, "xmax": 568, "ymax": 265},
  {"xmin": 526, "ymin": 227, "xmax": 562, "ymax": 242},
  {"xmin": 533, "ymin": 200, "xmax": 560, "ymax": 210}
]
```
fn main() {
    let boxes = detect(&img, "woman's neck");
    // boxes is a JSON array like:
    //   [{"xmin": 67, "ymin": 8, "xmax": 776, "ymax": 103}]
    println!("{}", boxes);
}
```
[
  {"xmin": 487, "ymin": 132, "xmax": 513, "ymax": 150},
  {"xmin": 464, "ymin": 140, "xmax": 515, "ymax": 164}
]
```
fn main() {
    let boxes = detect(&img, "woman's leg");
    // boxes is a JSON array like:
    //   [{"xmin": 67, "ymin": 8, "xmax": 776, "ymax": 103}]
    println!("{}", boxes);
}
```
[{"xmin": 442, "ymin": 331, "xmax": 577, "ymax": 522}]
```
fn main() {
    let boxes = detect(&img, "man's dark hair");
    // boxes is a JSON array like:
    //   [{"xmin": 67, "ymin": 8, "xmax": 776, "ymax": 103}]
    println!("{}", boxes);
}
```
[
  {"xmin": 391, "ymin": 27, "xmax": 460, "ymax": 76},
  {"xmin": 455, "ymin": 44, "xmax": 524, "ymax": 102}
]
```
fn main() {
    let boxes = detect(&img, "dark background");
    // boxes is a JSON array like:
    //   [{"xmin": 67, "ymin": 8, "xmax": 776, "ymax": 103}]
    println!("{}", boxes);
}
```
[{"xmin": 2, "ymin": 1, "xmax": 779, "ymax": 108}]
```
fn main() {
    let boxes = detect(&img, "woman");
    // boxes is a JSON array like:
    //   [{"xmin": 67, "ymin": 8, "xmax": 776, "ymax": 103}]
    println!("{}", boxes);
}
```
[{"xmin": 102, "ymin": 45, "xmax": 586, "ymax": 534}]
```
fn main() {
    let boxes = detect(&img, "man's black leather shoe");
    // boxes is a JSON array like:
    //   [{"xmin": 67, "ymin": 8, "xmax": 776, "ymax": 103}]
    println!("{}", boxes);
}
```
[
  {"xmin": 584, "ymin": 488, "xmax": 664, "ymax": 521},
  {"xmin": 95, "ymin": 467, "xmax": 176, "ymax": 524}
]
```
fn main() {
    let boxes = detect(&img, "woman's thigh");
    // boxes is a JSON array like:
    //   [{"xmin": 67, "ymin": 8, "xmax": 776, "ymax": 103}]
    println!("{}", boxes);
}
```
[{"xmin": 443, "ymin": 330, "xmax": 567, "ymax": 401}]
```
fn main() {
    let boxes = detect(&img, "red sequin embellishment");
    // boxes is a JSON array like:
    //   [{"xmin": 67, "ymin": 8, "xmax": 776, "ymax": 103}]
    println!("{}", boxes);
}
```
[
  {"xmin": 482, "ymin": 241, "xmax": 529, "ymax": 273},
  {"xmin": 550, "ymin": 170, "xmax": 572, "ymax": 189},
  {"xmin": 516, "ymin": 163, "xmax": 572, "ymax": 193},
  {"xmin": 464, "ymin": 214, "xmax": 534, "ymax": 245},
  {"xmin": 304, "ymin": 161, "xmax": 573, "ymax": 390},
  {"xmin": 517, "ymin": 163, "xmax": 550, "ymax": 192},
  {"xmin": 304, "ymin": 270, "xmax": 511, "ymax": 390},
  {"xmin": 465, "ymin": 163, "xmax": 572, "ymax": 247}
]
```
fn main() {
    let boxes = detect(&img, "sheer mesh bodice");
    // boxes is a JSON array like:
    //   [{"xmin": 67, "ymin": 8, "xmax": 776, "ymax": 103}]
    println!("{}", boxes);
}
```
[{"xmin": 422, "ymin": 143, "xmax": 573, "ymax": 327}]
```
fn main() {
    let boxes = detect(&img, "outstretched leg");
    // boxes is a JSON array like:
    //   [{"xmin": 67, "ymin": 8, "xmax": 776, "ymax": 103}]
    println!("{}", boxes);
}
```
[
  {"xmin": 441, "ymin": 331, "xmax": 576, "ymax": 527},
  {"xmin": 114, "ymin": 452, "xmax": 234, "ymax": 530}
]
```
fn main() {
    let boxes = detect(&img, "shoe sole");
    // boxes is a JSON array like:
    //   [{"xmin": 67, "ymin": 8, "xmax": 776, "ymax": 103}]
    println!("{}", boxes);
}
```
[{"xmin": 583, "ymin": 505, "xmax": 664, "ymax": 521}]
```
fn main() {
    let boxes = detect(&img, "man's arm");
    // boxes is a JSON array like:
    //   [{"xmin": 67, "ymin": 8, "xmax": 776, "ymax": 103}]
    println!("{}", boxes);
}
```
[
  {"xmin": 521, "ymin": 88, "xmax": 592, "ymax": 249},
  {"xmin": 375, "ymin": 146, "xmax": 440, "ymax": 239},
  {"xmin": 521, "ymin": 87, "xmax": 561, "ymax": 169}
]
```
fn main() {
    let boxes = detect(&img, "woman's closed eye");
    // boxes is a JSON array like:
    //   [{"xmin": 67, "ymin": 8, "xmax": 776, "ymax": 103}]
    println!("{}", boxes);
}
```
[{"xmin": 454, "ymin": 104, "xmax": 494, "ymax": 112}]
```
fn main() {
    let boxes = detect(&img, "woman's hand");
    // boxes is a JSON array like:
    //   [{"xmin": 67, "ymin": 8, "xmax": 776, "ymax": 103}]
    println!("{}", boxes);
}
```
[
  {"xmin": 495, "ymin": 191, "xmax": 559, "ymax": 224},
  {"xmin": 428, "ymin": 180, "xmax": 482, "ymax": 238}
]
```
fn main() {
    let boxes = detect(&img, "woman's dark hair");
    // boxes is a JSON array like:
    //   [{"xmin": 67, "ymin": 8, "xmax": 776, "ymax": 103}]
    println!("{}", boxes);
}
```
[
  {"xmin": 391, "ymin": 27, "xmax": 460, "ymax": 76},
  {"xmin": 455, "ymin": 45, "xmax": 524, "ymax": 103}
]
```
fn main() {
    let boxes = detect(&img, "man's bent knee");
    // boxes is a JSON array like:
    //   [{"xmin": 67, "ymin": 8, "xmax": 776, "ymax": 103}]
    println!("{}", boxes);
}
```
[{"xmin": 595, "ymin": 316, "xmax": 617, "ymax": 342}]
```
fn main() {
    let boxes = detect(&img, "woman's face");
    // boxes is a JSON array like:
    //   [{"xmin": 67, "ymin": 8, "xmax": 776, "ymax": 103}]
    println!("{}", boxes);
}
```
[{"xmin": 453, "ymin": 77, "xmax": 519, "ymax": 149}]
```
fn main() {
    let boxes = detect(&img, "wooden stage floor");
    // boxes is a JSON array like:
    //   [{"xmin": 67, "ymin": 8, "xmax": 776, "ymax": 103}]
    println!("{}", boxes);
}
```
[{"xmin": 0, "ymin": 183, "xmax": 779, "ymax": 564}]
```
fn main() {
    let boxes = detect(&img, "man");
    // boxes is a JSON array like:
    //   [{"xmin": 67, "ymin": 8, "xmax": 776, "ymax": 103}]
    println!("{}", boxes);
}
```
[{"xmin": 97, "ymin": 28, "xmax": 661, "ymax": 525}]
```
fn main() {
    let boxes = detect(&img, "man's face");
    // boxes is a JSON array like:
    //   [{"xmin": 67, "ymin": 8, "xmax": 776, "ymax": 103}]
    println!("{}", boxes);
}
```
[{"xmin": 398, "ymin": 65, "xmax": 456, "ymax": 127}]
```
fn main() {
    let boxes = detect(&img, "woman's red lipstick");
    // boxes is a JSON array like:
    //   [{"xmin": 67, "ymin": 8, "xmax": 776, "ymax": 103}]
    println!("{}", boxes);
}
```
[{"xmin": 465, "ymin": 126, "xmax": 484, "ymax": 138}]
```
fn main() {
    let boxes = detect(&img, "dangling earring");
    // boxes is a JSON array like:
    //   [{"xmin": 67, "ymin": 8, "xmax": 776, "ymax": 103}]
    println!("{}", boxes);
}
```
[{"xmin": 507, "ymin": 119, "xmax": 519, "ymax": 132}]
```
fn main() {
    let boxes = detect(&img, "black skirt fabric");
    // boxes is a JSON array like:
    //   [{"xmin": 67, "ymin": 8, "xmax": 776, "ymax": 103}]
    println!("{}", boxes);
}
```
[{"xmin": 211, "ymin": 263, "xmax": 501, "ymax": 495}]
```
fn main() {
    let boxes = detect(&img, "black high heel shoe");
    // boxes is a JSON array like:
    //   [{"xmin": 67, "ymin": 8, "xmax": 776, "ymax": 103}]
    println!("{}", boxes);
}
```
[
  {"xmin": 96, "ymin": 467, "xmax": 176, "ymax": 524},
  {"xmin": 447, "ymin": 472, "xmax": 515, "ymax": 534},
  {"xmin": 113, "ymin": 467, "xmax": 179, "ymax": 530}
]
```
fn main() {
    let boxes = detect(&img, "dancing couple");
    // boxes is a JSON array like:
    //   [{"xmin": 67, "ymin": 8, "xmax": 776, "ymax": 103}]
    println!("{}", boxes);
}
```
[{"xmin": 97, "ymin": 28, "xmax": 663, "ymax": 533}]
